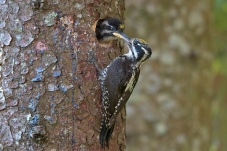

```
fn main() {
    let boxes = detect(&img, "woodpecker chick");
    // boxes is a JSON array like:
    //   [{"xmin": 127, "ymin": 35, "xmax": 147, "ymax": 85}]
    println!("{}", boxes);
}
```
[
  {"xmin": 94, "ymin": 17, "xmax": 126, "ymax": 43},
  {"xmin": 98, "ymin": 34, "xmax": 152, "ymax": 148}
]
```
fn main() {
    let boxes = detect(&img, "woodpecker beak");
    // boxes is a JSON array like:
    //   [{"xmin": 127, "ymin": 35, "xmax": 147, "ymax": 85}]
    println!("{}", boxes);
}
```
[{"xmin": 113, "ymin": 32, "xmax": 130, "ymax": 43}]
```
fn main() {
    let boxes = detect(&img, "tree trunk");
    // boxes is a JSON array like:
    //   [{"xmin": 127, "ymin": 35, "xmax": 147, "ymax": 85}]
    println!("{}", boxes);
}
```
[{"xmin": 0, "ymin": 0, "xmax": 125, "ymax": 150}]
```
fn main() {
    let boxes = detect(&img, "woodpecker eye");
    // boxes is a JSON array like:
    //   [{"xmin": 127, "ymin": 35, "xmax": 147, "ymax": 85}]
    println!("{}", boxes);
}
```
[{"xmin": 133, "ymin": 40, "xmax": 139, "ymax": 46}]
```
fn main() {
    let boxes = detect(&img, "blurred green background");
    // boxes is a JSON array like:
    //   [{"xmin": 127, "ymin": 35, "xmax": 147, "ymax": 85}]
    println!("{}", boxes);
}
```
[{"xmin": 125, "ymin": 0, "xmax": 227, "ymax": 151}]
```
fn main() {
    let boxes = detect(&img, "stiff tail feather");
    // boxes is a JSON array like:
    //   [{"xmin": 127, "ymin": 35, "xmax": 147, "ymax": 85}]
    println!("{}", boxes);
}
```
[{"xmin": 100, "ymin": 123, "xmax": 115, "ymax": 148}]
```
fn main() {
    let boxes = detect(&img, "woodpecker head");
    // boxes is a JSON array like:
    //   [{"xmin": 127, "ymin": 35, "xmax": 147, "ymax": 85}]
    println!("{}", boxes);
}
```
[
  {"xmin": 130, "ymin": 38, "xmax": 152, "ymax": 62},
  {"xmin": 95, "ymin": 17, "xmax": 127, "ymax": 43},
  {"xmin": 113, "ymin": 33, "xmax": 152, "ymax": 64}
]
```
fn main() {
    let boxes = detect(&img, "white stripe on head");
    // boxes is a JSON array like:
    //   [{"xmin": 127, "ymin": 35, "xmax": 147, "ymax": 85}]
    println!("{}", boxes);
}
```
[
  {"xmin": 102, "ymin": 20, "xmax": 109, "ymax": 26},
  {"xmin": 142, "ymin": 47, "xmax": 149, "ymax": 55},
  {"xmin": 125, "ymin": 44, "xmax": 133, "ymax": 58},
  {"xmin": 132, "ymin": 45, "xmax": 138, "ymax": 59}
]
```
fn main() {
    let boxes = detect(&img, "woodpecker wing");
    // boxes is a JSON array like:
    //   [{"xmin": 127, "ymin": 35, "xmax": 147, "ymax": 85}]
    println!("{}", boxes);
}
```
[
  {"xmin": 108, "ymin": 65, "xmax": 140, "ymax": 127},
  {"xmin": 102, "ymin": 55, "xmax": 140, "ymax": 126},
  {"xmin": 104, "ymin": 56, "xmax": 135, "ymax": 113}
]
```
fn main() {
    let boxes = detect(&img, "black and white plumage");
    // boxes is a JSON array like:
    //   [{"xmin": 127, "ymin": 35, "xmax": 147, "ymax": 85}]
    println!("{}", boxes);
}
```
[{"xmin": 97, "ymin": 35, "xmax": 152, "ymax": 148}]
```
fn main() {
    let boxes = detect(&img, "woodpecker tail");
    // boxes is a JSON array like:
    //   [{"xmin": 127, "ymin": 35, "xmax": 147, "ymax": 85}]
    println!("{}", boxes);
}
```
[{"xmin": 100, "ymin": 123, "xmax": 115, "ymax": 148}]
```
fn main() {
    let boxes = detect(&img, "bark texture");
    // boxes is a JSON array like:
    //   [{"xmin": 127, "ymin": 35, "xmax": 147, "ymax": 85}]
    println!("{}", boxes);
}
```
[{"xmin": 0, "ymin": 0, "xmax": 125, "ymax": 150}]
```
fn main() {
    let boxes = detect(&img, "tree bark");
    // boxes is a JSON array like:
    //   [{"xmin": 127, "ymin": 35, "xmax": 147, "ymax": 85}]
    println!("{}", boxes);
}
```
[{"xmin": 0, "ymin": 0, "xmax": 125, "ymax": 150}]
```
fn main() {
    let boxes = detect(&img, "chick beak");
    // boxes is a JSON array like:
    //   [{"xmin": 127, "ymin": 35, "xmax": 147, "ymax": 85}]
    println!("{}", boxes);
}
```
[{"xmin": 113, "ymin": 32, "xmax": 130, "ymax": 43}]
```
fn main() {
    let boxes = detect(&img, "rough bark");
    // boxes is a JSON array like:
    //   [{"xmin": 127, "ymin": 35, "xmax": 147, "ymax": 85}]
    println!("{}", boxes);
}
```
[{"xmin": 0, "ymin": 0, "xmax": 125, "ymax": 150}]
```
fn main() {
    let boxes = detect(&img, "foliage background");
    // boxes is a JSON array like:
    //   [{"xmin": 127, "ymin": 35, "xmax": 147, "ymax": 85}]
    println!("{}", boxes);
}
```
[{"xmin": 125, "ymin": 0, "xmax": 227, "ymax": 151}]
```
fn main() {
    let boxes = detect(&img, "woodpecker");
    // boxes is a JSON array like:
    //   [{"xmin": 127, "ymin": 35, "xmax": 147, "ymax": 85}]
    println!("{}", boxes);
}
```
[
  {"xmin": 94, "ymin": 17, "xmax": 127, "ymax": 43},
  {"xmin": 94, "ymin": 31, "xmax": 152, "ymax": 148}
]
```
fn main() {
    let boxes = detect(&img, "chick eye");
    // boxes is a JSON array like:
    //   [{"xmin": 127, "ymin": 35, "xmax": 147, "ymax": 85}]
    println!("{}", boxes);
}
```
[{"xmin": 110, "ymin": 26, "xmax": 116, "ymax": 31}]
